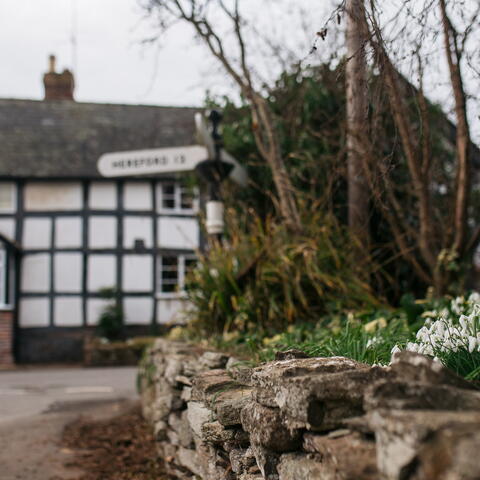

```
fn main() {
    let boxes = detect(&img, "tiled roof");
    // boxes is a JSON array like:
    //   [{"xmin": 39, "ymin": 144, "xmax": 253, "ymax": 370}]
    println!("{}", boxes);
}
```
[{"xmin": 0, "ymin": 99, "xmax": 200, "ymax": 178}]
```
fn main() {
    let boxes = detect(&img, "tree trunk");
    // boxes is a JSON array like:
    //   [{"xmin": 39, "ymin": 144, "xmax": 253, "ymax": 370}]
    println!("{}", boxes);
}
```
[{"xmin": 345, "ymin": 0, "xmax": 370, "ymax": 248}]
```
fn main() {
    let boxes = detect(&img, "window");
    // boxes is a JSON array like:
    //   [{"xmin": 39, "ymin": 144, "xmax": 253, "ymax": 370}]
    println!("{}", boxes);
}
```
[
  {"xmin": 0, "ymin": 183, "xmax": 16, "ymax": 212},
  {"xmin": 157, "ymin": 254, "xmax": 197, "ymax": 295},
  {"xmin": 158, "ymin": 182, "xmax": 197, "ymax": 213}
]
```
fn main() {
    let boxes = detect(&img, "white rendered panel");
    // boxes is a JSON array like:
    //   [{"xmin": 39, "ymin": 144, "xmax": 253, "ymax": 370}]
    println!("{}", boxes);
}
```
[
  {"xmin": 122, "ymin": 255, "xmax": 152, "ymax": 292},
  {"xmin": 21, "ymin": 254, "xmax": 50, "ymax": 293},
  {"xmin": 158, "ymin": 217, "xmax": 199, "ymax": 249},
  {"xmin": 157, "ymin": 298, "xmax": 185, "ymax": 324},
  {"xmin": 87, "ymin": 255, "xmax": 116, "ymax": 292},
  {"xmin": 86, "ymin": 298, "xmax": 110, "ymax": 326},
  {"xmin": 123, "ymin": 217, "xmax": 153, "ymax": 249},
  {"xmin": 0, "ymin": 218, "xmax": 15, "ymax": 241},
  {"xmin": 23, "ymin": 218, "xmax": 52, "ymax": 249},
  {"xmin": 54, "ymin": 253, "xmax": 82, "ymax": 293},
  {"xmin": 89, "ymin": 216, "xmax": 117, "ymax": 249},
  {"xmin": 124, "ymin": 297, "xmax": 153, "ymax": 325},
  {"xmin": 0, "ymin": 183, "xmax": 16, "ymax": 212},
  {"xmin": 24, "ymin": 182, "xmax": 82, "ymax": 211},
  {"xmin": 89, "ymin": 182, "xmax": 117, "ymax": 210},
  {"xmin": 54, "ymin": 297, "xmax": 83, "ymax": 327},
  {"xmin": 55, "ymin": 217, "xmax": 82, "ymax": 248},
  {"xmin": 19, "ymin": 298, "xmax": 49, "ymax": 327},
  {"xmin": 124, "ymin": 182, "xmax": 152, "ymax": 211}
]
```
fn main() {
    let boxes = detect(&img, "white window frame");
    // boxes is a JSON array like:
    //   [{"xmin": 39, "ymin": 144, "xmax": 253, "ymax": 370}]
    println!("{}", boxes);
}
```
[
  {"xmin": 156, "ymin": 254, "xmax": 196, "ymax": 298},
  {"xmin": 0, "ymin": 183, "xmax": 16, "ymax": 213},
  {"xmin": 157, "ymin": 182, "xmax": 198, "ymax": 215}
]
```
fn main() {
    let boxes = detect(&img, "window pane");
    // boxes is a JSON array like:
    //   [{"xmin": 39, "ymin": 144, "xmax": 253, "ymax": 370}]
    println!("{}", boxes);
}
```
[
  {"xmin": 163, "ymin": 184, "xmax": 175, "ymax": 196},
  {"xmin": 162, "ymin": 183, "xmax": 176, "ymax": 210},
  {"xmin": 162, "ymin": 197, "xmax": 175, "ymax": 209},
  {"xmin": 160, "ymin": 256, "xmax": 178, "ymax": 293}
]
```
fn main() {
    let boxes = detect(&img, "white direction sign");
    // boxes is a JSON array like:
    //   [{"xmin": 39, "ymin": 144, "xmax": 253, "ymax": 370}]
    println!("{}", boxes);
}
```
[{"xmin": 97, "ymin": 145, "xmax": 208, "ymax": 177}]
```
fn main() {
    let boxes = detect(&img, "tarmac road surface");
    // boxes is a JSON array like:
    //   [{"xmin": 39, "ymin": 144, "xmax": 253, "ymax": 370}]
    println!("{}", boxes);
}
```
[{"xmin": 0, "ymin": 366, "xmax": 138, "ymax": 480}]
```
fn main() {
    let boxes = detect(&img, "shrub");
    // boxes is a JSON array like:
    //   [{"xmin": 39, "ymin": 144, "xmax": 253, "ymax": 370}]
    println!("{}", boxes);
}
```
[
  {"xmin": 97, "ymin": 287, "xmax": 124, "ymax": 341},
  {"xmin": 185, "ymin": 206, "xmax": 379, "ymax": 337}
]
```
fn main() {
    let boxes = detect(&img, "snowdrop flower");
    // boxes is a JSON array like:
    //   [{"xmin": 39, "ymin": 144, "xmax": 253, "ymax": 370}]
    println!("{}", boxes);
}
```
[
  {"xmin": 469, "ymin": 292, "xmax": 480, "ymax": 304},
  {"xmin": 407, "ymin": 294, "xmax": 480, "ymax": 359},
  {"xmin": 391, "ymin": 345, "xmax": 401, "ymax": 355}
]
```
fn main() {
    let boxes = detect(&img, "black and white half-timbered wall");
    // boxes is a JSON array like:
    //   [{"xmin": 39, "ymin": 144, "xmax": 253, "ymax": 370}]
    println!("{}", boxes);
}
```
[{"xmin": 0, "ymin": 59, "xmax": 202, "ymax": 363}]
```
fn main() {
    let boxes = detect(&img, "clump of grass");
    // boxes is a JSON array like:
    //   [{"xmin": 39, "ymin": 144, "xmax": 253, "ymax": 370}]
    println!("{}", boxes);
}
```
[{"xmin": 256, "ymin": 312, "xmax": 414, "ymax": 365}]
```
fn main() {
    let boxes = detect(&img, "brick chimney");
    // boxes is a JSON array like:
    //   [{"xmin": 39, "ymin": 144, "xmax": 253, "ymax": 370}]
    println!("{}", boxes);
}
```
[{"xmin": 43, "ymin": 54, "xmax": 75, "ymax": 100}]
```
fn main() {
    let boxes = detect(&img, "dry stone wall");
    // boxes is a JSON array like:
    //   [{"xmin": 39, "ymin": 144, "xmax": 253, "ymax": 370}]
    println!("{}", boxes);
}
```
[{"xmin": 139, "ymin": 339, "xmax": 480, "ymax": 480}]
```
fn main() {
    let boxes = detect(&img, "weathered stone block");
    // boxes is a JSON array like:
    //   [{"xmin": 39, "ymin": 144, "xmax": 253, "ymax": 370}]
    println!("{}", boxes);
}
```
[
  {"xmin": 153, "ymin": 420, "xmax": 167, "ymax": 441},
  {"xmin": 407, "ymin": 423, "xmax": 480, "ymax": 480},
  {"xmin": 201, "ymin": 420, "xmax": 236, "ymax": 444},
  {"xmin": 303, "ymin": 431, "xmax": 378, "ymax": 479},
  {"xmin": 199, "ymin": 351, "xmax": 230, "ymax": 370},
  {"xmin": 215, "ymin": 386, "xmax": 253, "ymax": 426},
  {"xmin": 187, "ymin": 401, "xmax": 214, "ymax": 438},
  {"xmin": 164, "ymin": 354, "xmax": 185, "ymax": 385},
  {"xmin": 241, "ymin": 401, "xmax": 301, "ymax": 452},
  {"xmin": 369, "ymin": 409, "xmax": 480, "ymax": 480},
  {"xmin": 390, "ymin": 351, "xmax": 478, "ymax": 390},
  {"xmin": 275, "ymin": 366, "xmax": 389, "ymax": 431},
  {"xmin": 167, "ymin": 428, "xmax": 180, "ymax": 445},
  {"xmin": 177, "ymin": 446, "xmax": 203, "ymax": 477},
  {"xmin": 181, "ymin": 386, "xmax": 192, "ymax": 402},
  {"xmin": 191, "ymin": 369, "xmax": 235, "ymax": 402},
  {"xmin": 230, "ymin": 447, "xmax": 257, "ymax": 474},
  {"xmin": 168, "ymin": 410, "xmax": 194, "ymax": 448},
  {"xmin": 253, "ymin": 387, "xmax": 277, "ymax": 408},
  {"xmin": 365, "ymin": 380, "xmax": 480, "ymax": 412},
  {"xmin": 277, "ymin": 453, "xmax": 324, "ymax": 480},
  {"xmin": 251, "ymin": 356, "xmax": 367, "ymax": 389},
  {"xmin": 250, "ymin": 443, "xmax": 280, "ymax": 480}
]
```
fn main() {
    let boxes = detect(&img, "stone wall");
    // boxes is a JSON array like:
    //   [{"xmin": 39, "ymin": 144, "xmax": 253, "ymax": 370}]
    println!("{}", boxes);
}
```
[
  {"xmin": 0, "ymin": 310, "xmax": 14, "ymax": 366},
  {"xmin": 139, "ymin": 339, "xmax": 480, "ymax": 480}
]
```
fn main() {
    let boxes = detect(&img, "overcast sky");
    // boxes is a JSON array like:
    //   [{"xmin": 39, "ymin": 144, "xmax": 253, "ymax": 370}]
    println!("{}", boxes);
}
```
[
  {"xmin": 1, "ymin": 0, "xmax": 478, "ymax": 144},
  {"xmin": 0, "ymin": 0, "xmax": 212, "ymax": 106}
]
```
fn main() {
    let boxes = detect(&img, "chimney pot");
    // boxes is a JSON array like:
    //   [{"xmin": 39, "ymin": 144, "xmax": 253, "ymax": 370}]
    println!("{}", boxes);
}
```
[
  {"xmin": 43, "ymin": 55, "xmax": 74, "ymax": 101},
  {"xmin": 48, "ymin": 54, "xmax": 56, "ymax": 73}
]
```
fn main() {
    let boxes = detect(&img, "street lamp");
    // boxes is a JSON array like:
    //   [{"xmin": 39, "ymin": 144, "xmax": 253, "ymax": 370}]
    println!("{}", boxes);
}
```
[{"xmin": 194, "ymin": 110, "xmax": 233, "ymax": 240}]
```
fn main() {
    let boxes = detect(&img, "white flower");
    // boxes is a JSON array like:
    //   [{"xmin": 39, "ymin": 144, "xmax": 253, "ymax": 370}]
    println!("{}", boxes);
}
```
[
  {"xmin": 407, "ymin": 295, "xmax": 480, "ymax": 359},
  {"xmin": 391, "ymin": 345, "xmax": 401, "ymax": 355},
  {"xmin": 209, "ymin": 268, "xmax": 219, "ymax": 278},
  {"xmin": 469, "ymin": 292, "xmax": 480, "ymax": 304}
]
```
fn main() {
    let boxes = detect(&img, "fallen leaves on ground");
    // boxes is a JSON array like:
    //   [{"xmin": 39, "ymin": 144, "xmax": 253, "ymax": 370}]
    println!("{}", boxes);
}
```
[{"xmin": 60, "ymin": 405, "xmax": 171, "ymax": 480}]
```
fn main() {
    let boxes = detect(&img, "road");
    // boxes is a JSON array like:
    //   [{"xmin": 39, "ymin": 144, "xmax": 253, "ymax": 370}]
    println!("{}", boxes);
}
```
[{"xmin": 0, "ymin": 367, "xmax": 138, "ymax": 480}]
